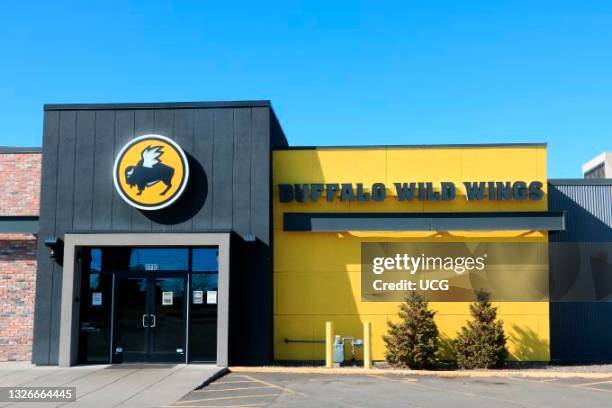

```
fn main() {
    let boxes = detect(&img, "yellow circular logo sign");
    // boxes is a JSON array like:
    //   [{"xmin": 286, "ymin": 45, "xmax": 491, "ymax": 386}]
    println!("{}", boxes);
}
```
[{"xmin": 113, "ymin": 134, "xmax": 189, "ymax": 210}]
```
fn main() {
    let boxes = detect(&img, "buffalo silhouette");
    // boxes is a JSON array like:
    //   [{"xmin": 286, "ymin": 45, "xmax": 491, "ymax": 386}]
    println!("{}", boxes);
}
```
[{"xmin": 125, "ymin": 145, "xmax": 175, "ymax": 195}]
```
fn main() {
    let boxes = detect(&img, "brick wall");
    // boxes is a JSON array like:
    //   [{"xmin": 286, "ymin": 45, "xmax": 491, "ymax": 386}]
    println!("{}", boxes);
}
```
[
  {"xmin": 0, "ymin": 152, "xmax": 40, "ymax": 361},
  {"xmin": 0, "ymin": 153, "xmax": 41, "ymax": 215},
  {"xmin": 0, "ymin": 234, "xmax": 37, "ymax": 361}
]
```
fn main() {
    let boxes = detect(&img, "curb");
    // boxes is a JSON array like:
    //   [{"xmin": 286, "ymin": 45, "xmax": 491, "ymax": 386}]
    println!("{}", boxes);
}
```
[
  {"xmin": 195, "ymin": 367, "xmax": 230, "ymax": 390},
  {"xmin": 229, "ymin": 366, "xmax": 612, "ymax": 380}
]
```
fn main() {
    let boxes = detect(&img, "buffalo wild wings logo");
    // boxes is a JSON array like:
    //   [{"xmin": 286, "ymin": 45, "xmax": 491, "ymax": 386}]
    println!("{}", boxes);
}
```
[{"xmin": 113, "ymin": 134, "xmax": 189, "ymax": 210}]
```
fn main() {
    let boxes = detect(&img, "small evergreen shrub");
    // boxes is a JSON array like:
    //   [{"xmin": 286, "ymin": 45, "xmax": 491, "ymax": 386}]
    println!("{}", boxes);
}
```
[
  {"xmin": 383, "ymin": 292, "xmax": 439, "ymax": 369},
  {"xmin": 454, "ymin": 290, "xmax": 508, "ymax": 369}
]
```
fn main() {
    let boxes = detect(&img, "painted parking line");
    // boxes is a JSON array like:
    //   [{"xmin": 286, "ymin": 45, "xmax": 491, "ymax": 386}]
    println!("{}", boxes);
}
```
[
  {"xmin": 210, "ymin": 380, "xmax": 258, "ymax": 385},
  {"xmin": 573, "ymin": 380, "xmax": 612, "ymax": 388},
  {"xmin": 240, "ymin": 374, "xmax": 308, "ymax": 397},
  {"xmin": 162, "ymin": 404, "xmax": 265, "ymax": 408},
  {"xmin": 172, "ymin": 393, "xmax": 281, "ymax": 404},
  {"xmin": 502, "ymin": 376, "xmax": 612, "ymax": 395},
  {"xmin": 193, "ymin": 385, "xmax": 272, "ymax": 393},
  {"xmin": 575, "ymin": 386, "xmax": 612, "ymax": 394},
  {"xmin": 367, "ymin": 374, "xmax": 425, "ymax": 387},
  {"xmin": 512, "ymin": 375, "xmax": 612, "ymax": 390},
  {"xmin": 168, "ymin": 373, "xmax": 310, "ymax": 407},
  {"xmin": 507, "ymin": 377, "xmax": 558, "ymax": 384},
  {"xmin": 369, "ymin": 374, "xmax": 549, "ymax": 408},
  {"xmin": 571, "ymin": 380, "xmax": 612, "ymax": 394}
]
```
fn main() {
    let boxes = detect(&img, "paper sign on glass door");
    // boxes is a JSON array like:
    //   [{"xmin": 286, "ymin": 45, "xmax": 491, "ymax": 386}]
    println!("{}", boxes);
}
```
[
  {"xmin": 207, "ymin": 291, "xmax": 217, "ymax": 304},
  {"xmin": 162, "ymin": 291, "xmax": 173, "ymax": 306},
  {"xmin": 92, "ymin": 292, "xmax": 102, "ymax": 306},
  {"xmin": 193, "ymin": 290, "xmax": 204, "ymax": 304}
]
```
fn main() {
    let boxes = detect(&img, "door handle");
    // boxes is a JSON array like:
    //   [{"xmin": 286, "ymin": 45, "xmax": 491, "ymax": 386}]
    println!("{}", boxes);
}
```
[
  {"xmin": 150, "ymin": 314, "xmax": 156, "ymax": 328},
  {"xmin": 142, "ymin": 314, "xmax": 149, "ymax": 328}
]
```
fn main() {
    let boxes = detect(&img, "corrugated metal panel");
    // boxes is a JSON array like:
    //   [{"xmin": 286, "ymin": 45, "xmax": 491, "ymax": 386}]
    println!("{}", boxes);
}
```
[
  {"xmin": 550, "ymin": 302, "xmax": 612, "ymax": 363},
  {"xmin": 548, "ymin": 182, "xmax": 612, "ymax": 362},
  {"xmin": 548, "ymin": 183, "xmax": 612, "ymax": 242}
]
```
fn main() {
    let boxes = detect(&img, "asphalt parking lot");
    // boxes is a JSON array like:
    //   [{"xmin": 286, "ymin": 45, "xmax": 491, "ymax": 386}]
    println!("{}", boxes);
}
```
[{"xmin": 169, "ymin": 371, "xmax": 612, "ymax": 408}]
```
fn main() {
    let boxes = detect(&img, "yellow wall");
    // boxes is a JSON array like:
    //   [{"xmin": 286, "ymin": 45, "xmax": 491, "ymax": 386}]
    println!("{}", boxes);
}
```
[{"xmin": 273, "ymin": 145, "xmax": 549, "ymax": 362}]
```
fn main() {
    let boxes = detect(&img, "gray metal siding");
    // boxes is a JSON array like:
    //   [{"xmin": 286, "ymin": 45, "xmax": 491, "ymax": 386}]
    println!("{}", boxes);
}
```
[
  {"xmin": 129, "ymin": 110, "xmax": 152, "ymax": 230},
  {"xmin": 232, "ymin": 108, "xmax": 252, "ymax": 237},
  {"xmin": 212, "ymin": 109, "xmax": 234, "ymax": 229},
  {"xmin": 548, "ymin": 182, "xmax": 612, "ymax": 362},
  {"xmin": 91, "ymin": 111, "xmax": 115, "ymax": 230},
  {"xmin": 33, "ymin": 104, "xmax": 284, "ymax": 365},
  {"xmin": 192, "ymin": 109, "xmax": 214, "ymax": 230},
  {"xmin": 550, "ymin": 303, "xmax": 612, "ymax": 363},
  {"xmin": 549, "ymin": 183, "xmax": 612, "ymax": 242},
  {"xmin": 32, "ymin": 110, "xmax": 60, "ymax": 364},
  {"xmin": 36, "ymin": 106, "xmax": 275, "ymax": 234}
]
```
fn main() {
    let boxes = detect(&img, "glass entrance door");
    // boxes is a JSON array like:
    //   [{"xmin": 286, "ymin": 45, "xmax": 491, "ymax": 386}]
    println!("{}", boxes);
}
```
[
  {"xmin": 149, "ymin": 275, "xmax": 187, "ymax": 362},
  {"xmin": 113, "ymin": 273, "xmax": 187, "ymax": 363},
  {"xmin": 78, "ymin": 246, "xmax": 219, "ymax": 365},
  {"xmin": 115, "ymin": 275, "xmax": 148, "ymax": 362}
]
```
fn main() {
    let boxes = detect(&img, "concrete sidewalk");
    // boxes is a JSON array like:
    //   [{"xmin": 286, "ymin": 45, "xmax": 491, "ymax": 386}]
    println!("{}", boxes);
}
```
[{"xmin": 0, "ymin": 362, "xmax": 223, "ymax": 408}]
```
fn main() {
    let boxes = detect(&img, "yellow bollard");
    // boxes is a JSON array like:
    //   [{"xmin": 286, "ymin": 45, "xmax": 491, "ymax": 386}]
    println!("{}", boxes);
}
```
[
  {"xmin": 325, "ymin": 321, "xmax": 334, "ymax": 368},
  {"xmin": 363, "ymin": 321, "xmax": 372, "ymax": 369}
]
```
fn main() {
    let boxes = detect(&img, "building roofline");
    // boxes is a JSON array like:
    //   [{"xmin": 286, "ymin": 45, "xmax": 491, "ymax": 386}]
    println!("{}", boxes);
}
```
[
  {"xmin": 274, "ymin": 142, "xmax": 547, "ymax": 150},
  {"xmin": 549, "ymin": 178, "xmax": 612, "ymax": 186},
  {"xmin": 582, "ymin": 152, "xmax": 611, "ymax": 173},
  {"xmin": 0, "ymin": 146, "xmax": 42, "ymax": 153},
  {"xmin": 44, "ymin": 100, "xmax": 272, "ymax": 111}
]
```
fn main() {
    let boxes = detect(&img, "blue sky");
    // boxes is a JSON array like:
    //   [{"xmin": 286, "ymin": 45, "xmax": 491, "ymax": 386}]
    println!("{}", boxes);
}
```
[{"xmin": 1, "ymin": 1, "xmax": 611, "ymax": 177}]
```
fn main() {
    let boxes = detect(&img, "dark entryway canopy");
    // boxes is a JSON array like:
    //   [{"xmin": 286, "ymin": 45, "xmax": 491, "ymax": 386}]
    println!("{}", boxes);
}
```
[{"xmin": 283, "ymin": 211, "xmax": 565, "ymax": 232}]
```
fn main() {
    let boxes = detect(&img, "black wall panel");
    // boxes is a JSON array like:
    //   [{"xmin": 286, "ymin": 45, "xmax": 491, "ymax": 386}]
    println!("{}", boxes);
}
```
[
  {"xmin": 91, "ymin": 111, "xmax": 115, "ymax": 231},
  {"xmin": 549, "ymin": 182, "xmax": 612, "ymax": 363},
  {"xmin": 33, "ymin": 101, "xmax": 287, "ymax": 365},
  {"xmin": 251, "ymin": 108, "xmax": 271, "ymax": 245},
  {"xmin": 129, "ymin": 110, "xmax": 152, "ymax": 230},
  {"xmin": 232, "ymin": 108, "xmax": 252, "ymax": 237},
  {"xmin": 172, "ymin": 109, "xmax": 195, "ymax": 232},
  {"xmin": 212, "ymin": 108, "xmax": 234, "ymax": 229},
  {"xmin": 151, "ymin": 109, "xmax": 174, "ymax": 232},
  {"xmin": 113, "ymin": 110, "xmax": 135, "ymax": 230},
  {"xmin": 192, "ymin": 109, "xmax": 214, "ymax": 230},
  {"xmin": 49, "ymin": 111, "xmax": 78, "ymax": 362},
  {"xmin": 72, "ymin": 111, "xmax": 95, "ymax": 231},
  {"xmin": 32, "ymin": 110, "xmax": 60, "ymax": 364}
]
